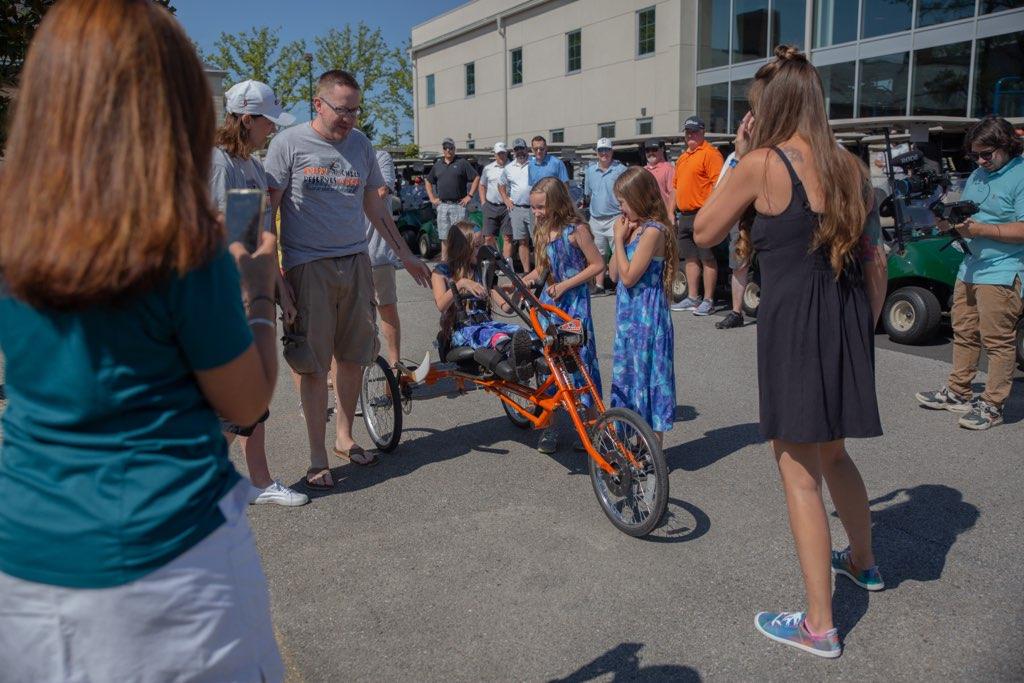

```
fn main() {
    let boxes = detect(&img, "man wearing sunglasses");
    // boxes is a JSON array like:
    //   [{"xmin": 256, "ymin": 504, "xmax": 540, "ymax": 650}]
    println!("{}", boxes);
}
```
[
  {"xmin": 426, "ymin": 137, "xmax": 479, "ymax": 262},
  {"xmin": 916, "ymin": 116, "xmax": 1024, "ymax": 431}
]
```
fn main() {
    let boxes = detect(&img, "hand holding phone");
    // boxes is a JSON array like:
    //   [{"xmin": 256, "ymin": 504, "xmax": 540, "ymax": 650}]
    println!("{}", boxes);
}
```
[{"xmin": 225, "ymin": 189, "xmax": 265, "ymax": 252}]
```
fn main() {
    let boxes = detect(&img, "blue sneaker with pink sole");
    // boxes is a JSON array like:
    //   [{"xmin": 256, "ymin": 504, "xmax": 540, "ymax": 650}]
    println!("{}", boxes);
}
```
[
  {"xmin": 755, "ymin": 611, "xmax": 841, "ymax": 658},
  {"xmin": 831, "ymin": 548, "xmax": 885, "ymax": 591}
]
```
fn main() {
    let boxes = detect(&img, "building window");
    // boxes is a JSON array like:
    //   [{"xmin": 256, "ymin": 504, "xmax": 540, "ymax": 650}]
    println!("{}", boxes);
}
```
[
  {"xmin": 912, "ymin": 41, "xmax": 970, "ymax": 116},
  {"xmin": 598, "ymin": 122, "xmax": 616, "ymax": 139},
  {"xmin": 730, "ymin": 79, "xmax": 753, "ymax": 132},
  {"xmin": 773, "ymin": 0, "xmax": 806, "ymax": 49},
  {"xmin": 859, "ymin": 52, "xmax": 910, "ymax": 117},
  {"xmin": 465, "ymin": 63, "xmax": 475, "ymax": 97},
  {"xmin": 862, "ymin": 0, "xmax": 913, "ymax": 39},
  {"xmin": 511, "ymin": 47, "xmax": 523, "ymax": 86},
  {"xmin": 698, "ymin": 0, "xmax": 730, "ymax": 69},
  {"xmin": 636, "ymin": 118, "xmax": 653, "ymax": 136},
  {"xmin": 567, "ymin": 30, "xmax": 581, "ymax": 73},
  {"xmin": 733, "ymin": 0, "xmax": 769, "ymax": 64},
  {"xmin": 973, "ymin": 32, "xmax": 1024, "ymax": 117},
  {"xmin": 916, "ymin": 0, "xmax": 975, "ymax": 27},
  {"xmin": 696, "ymin": 82, "xmax": 729, "ymax": 134},
  {"xmin": 817, "ymin": 61, "xmax": 856, "ymax": 119},
  {"xmin": 813, "ymin": 0, "xmax": 859, "ymax": 48},
  {"xmin": 467, "ymin": 139, "xmax": 476, "ymax": 150},
  {"xmin": 981, "ymin": 1, "xmax": 1024, "ymax": 14},
  {"xmin": 550, "ymin": 128, "xmax": 565, "ymax": 143},
  {"xmin": 637, "ymin": 7, "xmax": 656, "ymax": 56},
  {"xmin": 426, "ymin": 74, "xmax": 435, "ymax": 107}
]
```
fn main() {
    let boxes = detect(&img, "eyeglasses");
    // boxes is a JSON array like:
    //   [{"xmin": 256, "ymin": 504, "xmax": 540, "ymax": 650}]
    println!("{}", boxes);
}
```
[
  {"xmin": 442, "ymin": 144, "xmax": 455, "ymax": 151},
  {"xmin": 967, "ymin": 149, "xmax": 996, "ymax": 162},
  {"xmin": 317, "ymin": 96, "xmax": 361, "ymax": 119}
]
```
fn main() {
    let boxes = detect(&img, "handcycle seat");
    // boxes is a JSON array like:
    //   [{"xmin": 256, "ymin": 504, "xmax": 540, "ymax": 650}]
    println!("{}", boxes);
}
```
[{"xmin": 445, "ymin": 346, "xmax": 476, "ymax": 363}]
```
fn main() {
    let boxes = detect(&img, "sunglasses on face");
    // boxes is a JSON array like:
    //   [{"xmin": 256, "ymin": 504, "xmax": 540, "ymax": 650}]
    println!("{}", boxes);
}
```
[{"xmin": 967, "ymin": 149, "xmax": 996, "ymax": 162}]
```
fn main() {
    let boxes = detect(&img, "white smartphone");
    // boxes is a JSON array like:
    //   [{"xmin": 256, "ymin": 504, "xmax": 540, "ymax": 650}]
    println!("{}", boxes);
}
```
[{"xmin": 225, "ymin": 189, "xmax": 265, "ymax": 252}]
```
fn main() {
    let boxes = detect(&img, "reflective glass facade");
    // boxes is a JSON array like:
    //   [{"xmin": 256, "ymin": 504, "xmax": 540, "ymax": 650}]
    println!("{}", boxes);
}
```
[
  {"xmin": 912, "ymin": 42, "xmax": 971, "ymax": 116},
  {"xmin": 973, "ymin": 32, "xmax": 1024, "ymax": 117},
  {"xmin": 817, "ymin": 61, "xmax": 856, "ymax": 119}
]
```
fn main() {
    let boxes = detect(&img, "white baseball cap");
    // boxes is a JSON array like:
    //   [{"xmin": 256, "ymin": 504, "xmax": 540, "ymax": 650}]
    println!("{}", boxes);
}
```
[
  {"xmin": 225, "ymin": 80, "xmax": 296, "ymax": 126},
  {"xmin": 596, "ymin": 137, "xmax": 613, "ymax": 151},
  {"xmin": 493, "ymin": 142, "xmax": 508, "ymax": 153}
]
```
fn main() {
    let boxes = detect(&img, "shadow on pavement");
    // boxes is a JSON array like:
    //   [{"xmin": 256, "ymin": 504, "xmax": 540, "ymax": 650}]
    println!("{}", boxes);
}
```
[
  {"xmin": 832, "ymin": 484, "xmax": 979, "ymax": 635},
  {"xmin": 663, "ymin": 422, "xmax": 762, "ymax": 472},
  {"xmin": 548, "ymin": 642, "xmax": 701, "ymax": 682},
  {"xmin": 646, "ymin": 497, "xmax": 711, "ymax": 544}
]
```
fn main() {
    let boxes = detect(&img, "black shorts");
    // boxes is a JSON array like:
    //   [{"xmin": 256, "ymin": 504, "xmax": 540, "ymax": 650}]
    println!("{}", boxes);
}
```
[
  {"xmin": 677, "ymin": 211, "xmax": 717, "ymax": 261},
  {"xmin": 220, "ymin": 410, "xmax": 270, "ymax": 438},
  {"xmin": 482, "ymin": 201, "xmax": 511, "ymax": 237}
]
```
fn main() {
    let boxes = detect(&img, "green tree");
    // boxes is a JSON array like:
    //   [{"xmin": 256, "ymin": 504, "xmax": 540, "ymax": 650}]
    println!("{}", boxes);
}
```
[
  {"xmin": 204, "ymin": 26, "xmax": 307, "ymax": 110},
  {"xmin": 308, "ymin": 23, "xmax": 412, "ymax": 145}
]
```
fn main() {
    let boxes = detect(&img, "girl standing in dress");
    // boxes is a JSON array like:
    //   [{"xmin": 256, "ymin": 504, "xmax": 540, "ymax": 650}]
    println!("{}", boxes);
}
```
[
  {"xmin": 524, "ymin": 177, "xmax": 605, "ymax": 453},
  {"xmin": 694, "ymin": 45, "xmax": 887, "ymax": 659},
  {"xmin": 608, "ymin": 168, "xmax": 678, "ymax": 442}
]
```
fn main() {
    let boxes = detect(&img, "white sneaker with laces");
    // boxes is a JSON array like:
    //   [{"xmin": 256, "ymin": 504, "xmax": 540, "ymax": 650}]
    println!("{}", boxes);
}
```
[{"xmin": 251, "ymin": 480, "xmax": 309, "ymax": 507}]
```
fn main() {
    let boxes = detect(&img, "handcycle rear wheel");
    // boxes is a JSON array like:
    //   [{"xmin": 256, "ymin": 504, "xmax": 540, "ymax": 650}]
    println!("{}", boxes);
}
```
[
  {"xmin": 361, "ymin": 356, "xmax": 402, "ymax": 452},
  {"xmin": 587, "ymin": 407, "xmax": 668, "ymax": 537}
]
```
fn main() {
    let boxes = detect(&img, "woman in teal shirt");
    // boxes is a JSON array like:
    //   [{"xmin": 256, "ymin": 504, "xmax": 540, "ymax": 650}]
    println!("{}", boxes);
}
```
[
  {"xmin": 0, "ymin": 1, "xmax": 283, "ymax": 680},
  {"xmin": 916, "ymin": 116, "xmax": 1024, "ymax": 430}
]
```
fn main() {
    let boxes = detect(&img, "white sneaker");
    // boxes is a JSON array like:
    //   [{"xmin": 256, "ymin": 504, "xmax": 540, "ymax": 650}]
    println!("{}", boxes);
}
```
[{"xmin": 251, "ymin": 480, "xmax": 309, "ymax": 507}]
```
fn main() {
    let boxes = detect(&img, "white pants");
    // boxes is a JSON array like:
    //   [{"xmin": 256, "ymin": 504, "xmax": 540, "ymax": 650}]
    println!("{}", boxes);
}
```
[
  {"xmin": 590, "ymin": 214, "xmax": 619, "ymax": 259},
  {"xmin": 0, "ymin": 480, "xmax": 284, "ymax": 683}
]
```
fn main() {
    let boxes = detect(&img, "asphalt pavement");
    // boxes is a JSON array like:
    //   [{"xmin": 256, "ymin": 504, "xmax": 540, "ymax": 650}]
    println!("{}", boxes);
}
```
[{"xmin": 1, "ymin": 270, "xmax": 1020, "ymax": 681}]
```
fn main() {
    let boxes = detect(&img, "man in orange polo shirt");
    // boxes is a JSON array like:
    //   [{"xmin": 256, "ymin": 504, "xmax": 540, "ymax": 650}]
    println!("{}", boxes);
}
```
[{"xmin": 671, "ymin": 116, "xmax": 724, "ymax": 316}]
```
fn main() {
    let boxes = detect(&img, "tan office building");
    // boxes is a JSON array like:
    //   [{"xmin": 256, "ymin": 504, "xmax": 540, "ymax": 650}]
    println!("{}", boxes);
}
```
[{"xmin": 411, "ymin": 0, "xmax": 1024, "ymax": 151}]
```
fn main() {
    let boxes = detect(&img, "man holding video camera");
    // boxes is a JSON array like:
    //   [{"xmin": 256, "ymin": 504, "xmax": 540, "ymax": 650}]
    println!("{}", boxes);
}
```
[{"xmin": 916, "ymin": 116, "xmax": 1024, "ymax": 430}]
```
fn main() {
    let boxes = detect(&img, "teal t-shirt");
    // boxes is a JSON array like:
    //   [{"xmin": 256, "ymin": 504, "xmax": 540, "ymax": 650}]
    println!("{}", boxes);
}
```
[
  {"xmin": 0, "ymin": 248, "xmax": 252, "ymax": 588},
  {"xmin": 958, "ymin": 156, "xmax": 1024, "ymax": 285}
]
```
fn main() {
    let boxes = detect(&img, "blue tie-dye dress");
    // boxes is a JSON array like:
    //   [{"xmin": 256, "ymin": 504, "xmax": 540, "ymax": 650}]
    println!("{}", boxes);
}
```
[
  {"xmin": 434, "ymin": 263, "xmax": 523, "ymax": 349},
  {"xmin": 539, "ymin": 224, "xmax": 602, "ymax": 406},
  {"xmin": 611, "ymin": 221, "xmax": 676, "ymax": 432}
]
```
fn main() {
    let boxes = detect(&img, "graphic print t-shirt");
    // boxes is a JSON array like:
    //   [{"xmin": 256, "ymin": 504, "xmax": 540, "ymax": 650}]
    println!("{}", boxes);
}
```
[{"xmin": 264, "ymin": 123, "xmax": 384, "ymax": 270}]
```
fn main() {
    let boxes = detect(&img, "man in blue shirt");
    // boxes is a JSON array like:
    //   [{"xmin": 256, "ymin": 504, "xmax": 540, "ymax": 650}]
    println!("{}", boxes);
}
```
[
  {"xmin": 583, "ymin": 137, "xmax": 626, "ymax": 292},
  {"xmin": 528, "ymin": 134, "xmax": 569, "ymax": 186},
  {"xmin": 916, "ymin": 116, "xmax": 1024, "ymax": 430}
]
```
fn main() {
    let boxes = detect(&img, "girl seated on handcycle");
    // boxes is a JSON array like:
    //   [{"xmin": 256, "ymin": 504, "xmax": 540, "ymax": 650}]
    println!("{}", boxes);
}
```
[{"xmin": 432, "ymin": 220, "xmax": 535, "ymax": 381}]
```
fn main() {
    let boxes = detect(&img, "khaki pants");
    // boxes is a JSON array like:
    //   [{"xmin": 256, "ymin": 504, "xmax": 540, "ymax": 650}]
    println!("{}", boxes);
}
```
[{"xmin": 947, "ymin": 278, "xmax": 1023, "ymax": 408}]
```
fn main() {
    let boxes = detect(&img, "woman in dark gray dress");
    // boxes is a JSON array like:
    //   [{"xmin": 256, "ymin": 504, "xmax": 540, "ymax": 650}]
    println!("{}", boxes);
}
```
[{"xmin": 694, "ymin": 46, "xmax": 888, "ymax": 659}]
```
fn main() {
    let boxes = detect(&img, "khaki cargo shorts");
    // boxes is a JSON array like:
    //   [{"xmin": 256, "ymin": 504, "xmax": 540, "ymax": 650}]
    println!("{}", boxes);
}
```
[
  {"xmin": 371, "ymin": 264, "xmax": 398, "ymax": 307},
  {"xmin": 285, "ymin": 253, "xmax": 380, "ymax": 370}
]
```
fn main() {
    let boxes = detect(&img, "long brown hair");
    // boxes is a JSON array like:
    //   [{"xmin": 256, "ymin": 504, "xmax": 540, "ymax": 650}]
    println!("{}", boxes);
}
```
[
  {"xmin": 746, "ymin": 45, "xmax": 868, "ymax": 276},
  {"xmin": 613, "ymin": 167, "xmax": 679, "ymax": 298},
  {"xmin": 0, "ymin": 0, "xmax": 223, "ymax": 310},
  {"xmin": 215, "ymin": 113, "xmax": 256, "ymax": 159},
  {"xmin": 530, "ymin": 177, "xmax": 586, "ymax": 278},
  {"xmin": 439, "ymin": 220, "xmax": 481, "ymax": 344}
]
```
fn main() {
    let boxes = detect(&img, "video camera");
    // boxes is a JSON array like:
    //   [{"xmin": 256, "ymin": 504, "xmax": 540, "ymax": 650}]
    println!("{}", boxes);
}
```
[{"xmin": 890, "ymin": 150, "xmax": 949, "ymax": 199}]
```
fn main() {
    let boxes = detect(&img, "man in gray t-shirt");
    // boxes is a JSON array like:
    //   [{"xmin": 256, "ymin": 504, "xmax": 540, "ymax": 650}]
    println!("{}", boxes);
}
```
[{"xmin": 265, "ymin": 69, "xmax": 429, "ymax": 481}]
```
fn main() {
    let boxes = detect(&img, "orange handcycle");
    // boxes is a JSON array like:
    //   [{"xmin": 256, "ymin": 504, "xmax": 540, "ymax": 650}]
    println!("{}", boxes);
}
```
[{"xmin": 360, "ymin": 246, "xmax": 668, "ymax": 537}]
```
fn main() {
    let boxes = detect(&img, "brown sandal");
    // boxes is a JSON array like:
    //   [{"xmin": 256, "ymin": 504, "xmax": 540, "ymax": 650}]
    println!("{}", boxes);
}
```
[
  {"xmin": 304, "ymin": 467, "xmax": 335, "ymax": 490},
  {"xmin": 333, "ymin": 444, "xmax": 378, "ymax": 467}
]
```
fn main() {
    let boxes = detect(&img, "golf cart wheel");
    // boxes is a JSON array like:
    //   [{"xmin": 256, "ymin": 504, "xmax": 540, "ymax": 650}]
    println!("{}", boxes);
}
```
[
  {"xmin": 402, "ymin": 228, "xmax": 420, "ymax": 254},
  {"xmin": 741, "ymin": 281, "xmax": 760, "ymax": 318},
  {"xmin": 1016, "ymin": 318, "xmax": 1024, "ymax": 371},
  {"xmin": 671, "ymin": 270, "xmax": 688, "ymax": 303},
  {"xmin": 882, "ymin": 286, "xmax": 941, "ymax": 345},
  {"xmin": 418, "ymin": 233, "xmax": 432, "ymax": 259},
  {"xmin": 587, "ymin": 408, "xmax": 668, "ymax": 537},
  {"xmin": 361, "ymin": 356, "xmax": 402, "ymax": 452}
]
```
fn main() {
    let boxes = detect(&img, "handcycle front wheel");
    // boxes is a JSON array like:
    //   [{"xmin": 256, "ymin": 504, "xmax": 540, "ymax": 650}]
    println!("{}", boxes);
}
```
[
  {"xmin": 361, "ymin": 356, "xmax": 402, "ymax": 452},
  {"xmin": 586, "ymin": 407, "xmax": 668, "ymax": 537}
]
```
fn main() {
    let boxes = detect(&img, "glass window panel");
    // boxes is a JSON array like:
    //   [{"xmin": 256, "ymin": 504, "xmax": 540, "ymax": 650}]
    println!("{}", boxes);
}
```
[
  {"xmin": 511, "ymin": 48, "xmax": 523, "ymax": 86},
  {"xmin": 912, "ymin": 41, "xmax": 970, "ymax": 116},
  {"xmin": 698, "ymin": 0, "xmax": 731, "ymax": 69},
  {"xmin": 426, "ymin": 74, "xmax": 435, "ymax": 106},
  {"xmin": 771, "ymin": 0, "xmax": 806, "ymax": 50},
  {"xmin": 467, "ymin": 139, "xmax": 476, "ymax": 150},
  {"xmin": 981, "ymin": 1, "xmax": 1024, "ymax": 13},
  {"xmin": 567, "ymin": 30, "xmax": 581, "ymax": 73},
  {"xmin": 465, "ymin": 63, "xmax": 475, "ymax": 97},
  {"xmin": 862, "ymin": 0, "xmax": 912, "ymax": 39},
  {"xmin": 599, "ymin": 122, "xmax": 616, "ymax": 139},
  {"xmin": 813, "ymin": 0, "xmax": 859, "ymax": 47},
  {"xmin": 916, "ymin": 0, "xmax": 975, "ymax": 27},
  {"xmin": 733, "ymin": 0, "xmax": 769, "ymax": 64},
  {"xmin": 550, "ymin": 129, "xmax": 565, "ymax": 143},
  {"xmin": 638, "ymin": 7, "xmax": 656, "ymax": 56},
  {"xmin": 818, "ymin": 61, "xmax": 856, "ymax": 119},
  {"xmin": 637, "ymin": 118, "xmax": 653, "ymax": 135},
  {"xmin": 696, "ymin": 83, "xmax": 729, "ymax": 134},
  {"xmin": 730, "ymin": 78, "xmax": 753, "ymax": 132},
  {"xmin": 973, "ymin": 32, "xmax": 1024, "ymax": 117},
  {"xmin": 858, "ymin": 52, "xmax": 909, "ymax": 117}
]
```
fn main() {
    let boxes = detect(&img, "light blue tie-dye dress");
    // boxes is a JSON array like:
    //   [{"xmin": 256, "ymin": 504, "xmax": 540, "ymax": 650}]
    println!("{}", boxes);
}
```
[
  {"xmin": 434, "ymin": 263, "xmax": 524, "ymax": 349},
  {"xmin": 539, "ymin": 224, "xmax": 603, "ymax": 406},
  {"xmin": 610, "ymin": 221, "xmax": 676, "ymax": 432}
]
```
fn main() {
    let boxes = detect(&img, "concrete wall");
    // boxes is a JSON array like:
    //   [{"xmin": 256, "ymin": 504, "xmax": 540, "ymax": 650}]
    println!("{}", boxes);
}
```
[{"xmin": 412, "ymin": 0, "xmax": 698, "ymax": 152}]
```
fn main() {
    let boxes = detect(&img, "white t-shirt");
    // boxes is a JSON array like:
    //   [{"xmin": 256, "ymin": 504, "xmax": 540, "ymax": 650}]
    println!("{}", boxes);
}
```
[
  {"xmin": 480, "ymin": 161, "xmax": 507, "ymax": 204},
  {"xmin": 500, "ymin": 158, "xmax": 532, "ymax": 206}
]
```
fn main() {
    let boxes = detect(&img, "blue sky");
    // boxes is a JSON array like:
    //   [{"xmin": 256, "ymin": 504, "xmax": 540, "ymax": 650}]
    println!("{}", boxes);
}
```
[{"xmin": 174, "ymin": 0, "xmax": 463, "ymax": 133}]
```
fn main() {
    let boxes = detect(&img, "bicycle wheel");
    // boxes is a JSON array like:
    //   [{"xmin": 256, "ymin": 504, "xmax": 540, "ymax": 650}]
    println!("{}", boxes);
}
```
[
  {"xmin": 587, "ymin": 407, "xmax": 668, "ymax": 537},
  {"xmin": 361, "ymin": 356, "xmax": 402, "ymax": 452}
]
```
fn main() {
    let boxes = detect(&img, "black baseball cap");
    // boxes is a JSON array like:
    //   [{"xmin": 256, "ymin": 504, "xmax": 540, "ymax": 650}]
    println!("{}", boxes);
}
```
[
  {"xmin": 683, "ymin": 116, "xmax": 706, "ymax": 131},
  {"xmin": 643, "ymin": 139, "xmax": 665, "ymax": 151}
]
